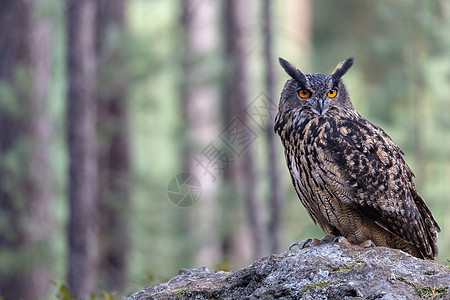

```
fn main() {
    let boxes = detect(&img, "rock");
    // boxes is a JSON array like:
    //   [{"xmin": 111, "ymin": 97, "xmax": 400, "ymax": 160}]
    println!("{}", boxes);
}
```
[{"xmin": 128, "ymin": 243, "xmax": 450, "ymax": 299}]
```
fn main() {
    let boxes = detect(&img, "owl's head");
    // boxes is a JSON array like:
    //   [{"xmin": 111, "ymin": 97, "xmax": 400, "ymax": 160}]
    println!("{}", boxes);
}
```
[{"xmin": 278, "ymin": 57, "xmax": 355, "ymax": 119}]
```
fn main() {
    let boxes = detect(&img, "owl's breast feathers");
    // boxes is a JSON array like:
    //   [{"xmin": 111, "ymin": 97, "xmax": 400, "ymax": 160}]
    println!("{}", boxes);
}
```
[{"xmin": 275, "ymin": 113, "xmax": 440, "ymax": 259}]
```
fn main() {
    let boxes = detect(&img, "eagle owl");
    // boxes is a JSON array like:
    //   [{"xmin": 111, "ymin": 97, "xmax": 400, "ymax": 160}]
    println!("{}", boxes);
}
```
[{"xmin": 274, "ymin": 57, "xmax": 440, "ymax": 259}]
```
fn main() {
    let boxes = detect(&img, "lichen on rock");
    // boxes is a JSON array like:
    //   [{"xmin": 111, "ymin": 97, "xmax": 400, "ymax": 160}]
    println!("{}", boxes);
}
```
[{"xmin": 128, "ymin": 244, "xmax": 450, "ymax": 300}]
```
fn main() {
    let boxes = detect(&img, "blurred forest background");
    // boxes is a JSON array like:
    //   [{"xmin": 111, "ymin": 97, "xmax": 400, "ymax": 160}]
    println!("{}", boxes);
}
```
[{"xmin": 1, "ymin": 0, "xmax": 450, "ymax": 299}]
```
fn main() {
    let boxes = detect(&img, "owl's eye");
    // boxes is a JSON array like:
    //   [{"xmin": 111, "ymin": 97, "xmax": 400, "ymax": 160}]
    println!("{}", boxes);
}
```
[
  {"xmin": 327, "ymin": 89, "xmax": 338, "ymax": 98},
  {"xmin": 297, "ymin": 89, "xmax": 311, "ymax": 99}
]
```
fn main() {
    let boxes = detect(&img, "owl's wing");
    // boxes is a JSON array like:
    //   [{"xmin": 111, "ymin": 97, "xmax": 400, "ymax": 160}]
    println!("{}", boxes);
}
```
[{"xmin": 319, "ymin": 117, "xmax": 440, "ymax": 258}]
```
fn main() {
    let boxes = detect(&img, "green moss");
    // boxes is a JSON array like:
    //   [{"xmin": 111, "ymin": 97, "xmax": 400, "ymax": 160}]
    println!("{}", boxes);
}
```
[
  {"xmin": 174, "ymin": 288, "xmax": 189, "ymax": 299},
  {"xmin": 331, "ymin": 263, "xmax": 357, "ymax": 273},
  {"xmin": 434, "ymin": 286, "xmax": 449, "ymax": 296},
  {"xmin": 55, "ymin": 284, "xmax": 73, "ymax": 300},
  {"xmin": 445, "ymin": 259, "xmax": 450, "ymax": 269},
  {"xmin": 301, "ymin": 280, "xmax": 330, "ymax": 295},
  {"xmin": 415, "ymin": 285, "xmax": 448, "ymax": 299},
  {"xmin": 397, "ymin": 276, "xmax": 448, "ymax": 299}
]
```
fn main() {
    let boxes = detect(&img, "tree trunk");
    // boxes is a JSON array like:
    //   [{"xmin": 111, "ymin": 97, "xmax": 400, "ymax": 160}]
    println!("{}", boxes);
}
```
[
  {"xmin": 222, "ymin": 0, "xmax": 262, "ymax": 263},
  {"xmin": 180, "ymin": 0, "xmax": 221, "ymax": 268},
  {"xmin": 263, "ymin": 0, "xmax": 283, "ymax": 254},
  {"xmin": 0, "ymin": 1, "xmax": 53, "ymax": 299},
  {"xmin": 66, "ymin": 0, "xmax": 98, "ymax": 297},
  {"xmin": 284, "ymin": 0, "xmax": 312, "ymax": 65},
  {"xmin": 411, "ymin": 0, "xmax": 426, "ymax": 189},
  {"xmin": 96, "ymin": 0, "xmax": 130, "ymax": 292}
]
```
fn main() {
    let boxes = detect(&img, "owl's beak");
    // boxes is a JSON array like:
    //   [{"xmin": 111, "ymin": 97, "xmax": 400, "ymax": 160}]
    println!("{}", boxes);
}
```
[{"xmin": 316, "ymin": 98, "xmax": 325, "ymax": 114}]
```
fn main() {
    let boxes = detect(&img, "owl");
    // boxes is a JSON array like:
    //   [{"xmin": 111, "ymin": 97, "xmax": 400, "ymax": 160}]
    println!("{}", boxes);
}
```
[{"xmin": 274, "ymin": 57, "xmax": 440, "ymax": 259}]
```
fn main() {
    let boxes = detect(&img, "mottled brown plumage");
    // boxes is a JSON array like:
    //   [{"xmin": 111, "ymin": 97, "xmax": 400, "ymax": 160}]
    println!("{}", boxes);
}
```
[{"xmin": 274, "ymin": 58, "xmax": 440, "ymax": 259}]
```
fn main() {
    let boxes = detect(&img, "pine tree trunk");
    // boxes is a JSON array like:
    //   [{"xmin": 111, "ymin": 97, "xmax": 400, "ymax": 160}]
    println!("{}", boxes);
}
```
[
  {"xmin": 263, "ymin": 0, "xmax": 282, "ymax": 254},
  {"xmin": 222, "ymin": 0, "xmax": 262, "ymax": 262},
  {"xmin": 66, "ymin": 0, "xmax": 99, "ymax": 297},
  {"xmin": 96, "ymin": 0, "xmax": 130, "ymax": 292},
  {"xmin": 411, "ymin": 0, "xmax": 426, "ymax": 189},
  {"xmin": 0, "ymin": 1, "xmax": 53, "ymax": 299},
  {"xmin": 180, "ymin": 0, "xmax": 221, "ymax": 268},
  {"xmin": 285, "ymin": 0, "xmax": 312, "ymax": 64}
]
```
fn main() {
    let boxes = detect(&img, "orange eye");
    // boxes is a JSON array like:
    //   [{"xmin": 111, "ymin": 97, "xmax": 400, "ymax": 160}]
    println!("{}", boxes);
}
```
[
  {"xmin": 327, "ymin": 89, "xmax": 337, "ymax": 98},
  {"xmin": 298, "ymin": 89, "xmax": 311, "ymax": 99}
]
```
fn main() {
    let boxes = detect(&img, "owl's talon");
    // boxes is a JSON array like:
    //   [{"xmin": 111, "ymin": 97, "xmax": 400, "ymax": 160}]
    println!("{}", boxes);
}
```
[
  {"xmin": 319, "ymin": 234, "xmax": 336, "ymax": 244},
  {"xmin": 300, "ymin": 238, "xmax": 314, "ymax": 249},
  {"xmin": 358, "ymin": 239, "xmax": 376, "ymax": 248},
  {"xmin": 289, "ymin": 241, "xmax": 301, "ymax": 250},
  {"xmin": 289, "ymin": 238, "xmax": 320, "ymax": 250},
  {"xmin": 331, "ymin": 236, "xmax": 341, "ymax": 244}
]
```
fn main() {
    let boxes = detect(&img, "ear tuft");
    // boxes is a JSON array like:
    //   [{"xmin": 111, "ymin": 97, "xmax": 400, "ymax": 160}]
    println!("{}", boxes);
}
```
[
  {"xmin": 279, "ymin": 57, "xmax": 307, "ymax": 87},
  {"xmin": 331, "ymin": 57, "xmax": 354, "ymax": 85}
]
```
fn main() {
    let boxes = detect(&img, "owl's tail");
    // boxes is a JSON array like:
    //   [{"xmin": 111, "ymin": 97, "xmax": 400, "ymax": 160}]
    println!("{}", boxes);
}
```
[{"xmin": 413, "ymin": 190, "xmax": 440, "ymax": 259}]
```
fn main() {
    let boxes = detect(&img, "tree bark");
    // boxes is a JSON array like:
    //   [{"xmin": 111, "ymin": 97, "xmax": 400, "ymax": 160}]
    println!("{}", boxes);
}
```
[
  {"xmin": 66, "ymin": 0, "xmax": 98, "ymax": 297},
  {"xmin": 284, "ymin": 0, "xmax": 312, "ymax": 64},
  {"xmin": 222, "ymin": 0, "xmax": 262, "ymax": 262},
  {"xmin": 180, "ymin": 0, "xmax": 221, "ymax": 268},
  {"xmin": 263, "ymin": 0, "xmax": 282, "ymax": 254},
  {"xmin": 411, "ymin": 0, "xmax": 426, "ymax": 189},
  {"xmin": 0, "ymin": 1, "xmax": 53, "ymax": 299},
  {"xmin": 96, "ymin": 0, "xmax": 130, "ymax": 292}
]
